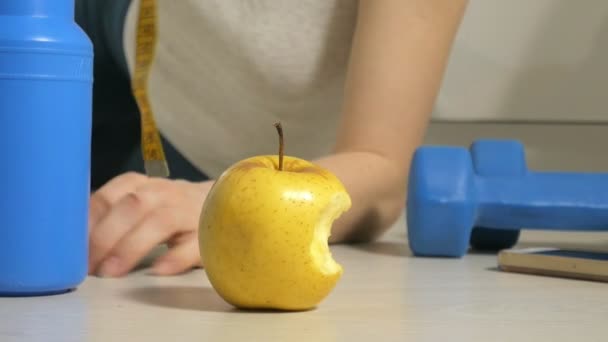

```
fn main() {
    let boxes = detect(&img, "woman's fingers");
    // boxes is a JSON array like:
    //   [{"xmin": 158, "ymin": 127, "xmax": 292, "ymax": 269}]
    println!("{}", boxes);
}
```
[
  {"xmin": 89, "ymin": 172, "xmax": 149, "ymax": 227},
  {"xmin": 89, "ymin": 184, "xmax": 167, "ymax": 273},
  {"xmin": 89, "ymin": 193, "xmax": 111, "ymax": 229},
  {"xmin": 96, "ymin": 207, "xmax": 185, "ymax": 277},
  {"xmin": 89, "ymin": 193, "xmax": 148, "ymax": 274},
  {"xmin": 151, "ymin": 233, "xmax": 201, "ymax": 276},
  {"xmin": 87, "ymin": 176, "xmax": 213, "ymax": 277}
]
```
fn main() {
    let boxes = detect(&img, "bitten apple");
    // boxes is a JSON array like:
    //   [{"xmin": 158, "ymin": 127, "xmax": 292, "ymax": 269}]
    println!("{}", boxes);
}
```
[{"xmin": 198, "ymin": 123, "xmax": 351, "ymax": 311}]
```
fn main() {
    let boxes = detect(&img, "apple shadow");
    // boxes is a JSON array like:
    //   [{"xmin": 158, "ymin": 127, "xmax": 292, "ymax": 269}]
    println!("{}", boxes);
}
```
[
  {"xmin": 467, "ymin": 248, "xmax": 501, "ymax": 256},
  {"xmin": 124, "ymin": 286, "xmax": 315, "ymax": 314},
  {"xmin": 124, "ymin": 286, "xmax": 233, "ymax": 312},
  {"xmin": 486, "ymin": 266, "xmax": 502, "ymax": 273},
  {"xmin": 351, "ymin": 241, "xmax": 412, "ymax": 258}
]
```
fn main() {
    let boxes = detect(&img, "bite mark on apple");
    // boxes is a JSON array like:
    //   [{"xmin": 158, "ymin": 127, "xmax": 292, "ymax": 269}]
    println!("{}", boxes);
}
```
[{"xmin": 310, "ymin": 193, "xmax": 350, "ymax": 276}]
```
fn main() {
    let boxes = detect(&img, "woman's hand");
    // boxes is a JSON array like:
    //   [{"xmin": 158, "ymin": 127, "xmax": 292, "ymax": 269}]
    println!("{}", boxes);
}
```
[{"xmin": 88, "ymin": 172, "xmax": 213, "ymax": 277}]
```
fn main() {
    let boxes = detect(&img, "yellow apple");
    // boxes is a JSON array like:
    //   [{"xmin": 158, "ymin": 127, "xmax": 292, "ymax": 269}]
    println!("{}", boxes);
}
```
[{"xmin": 198, "ymin": 124, "xmax": 351, "ymax": 311}]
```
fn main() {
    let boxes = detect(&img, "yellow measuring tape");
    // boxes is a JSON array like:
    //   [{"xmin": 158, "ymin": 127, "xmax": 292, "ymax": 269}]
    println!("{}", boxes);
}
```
[{"xmin": 132, "ymin": 0, "xmax": 170, "ymax": 178}]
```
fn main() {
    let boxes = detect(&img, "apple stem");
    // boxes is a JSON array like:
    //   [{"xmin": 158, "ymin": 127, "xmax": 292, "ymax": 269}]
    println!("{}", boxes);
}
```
[{"xmin": 274, "ymin": 122, "xmax": 284, "ymax": 171}]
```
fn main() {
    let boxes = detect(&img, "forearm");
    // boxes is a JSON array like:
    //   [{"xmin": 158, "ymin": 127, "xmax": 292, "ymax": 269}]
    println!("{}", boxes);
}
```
[
  {"xmin": 337, "ymin": 0, "xmax": 468, "ymax": 164},
  {"xmin": 321, "ymin": 0, "xmax": 468, "ymax": 242},
  {"xmin": 314, "ymin": 152, "xmax": 406, "ymax": 243}
]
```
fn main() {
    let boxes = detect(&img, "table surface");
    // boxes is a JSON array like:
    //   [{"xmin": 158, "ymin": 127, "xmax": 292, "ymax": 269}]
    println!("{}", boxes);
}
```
[{"xmin": 1, "ymin": 216, "xmax": 607, "ymax": 342}]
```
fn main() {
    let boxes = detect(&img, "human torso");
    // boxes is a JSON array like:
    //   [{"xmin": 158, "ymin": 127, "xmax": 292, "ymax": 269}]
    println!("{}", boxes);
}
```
[{"xmin": 122, "ymin": 0, "xmax": 359, "ymax": 178}]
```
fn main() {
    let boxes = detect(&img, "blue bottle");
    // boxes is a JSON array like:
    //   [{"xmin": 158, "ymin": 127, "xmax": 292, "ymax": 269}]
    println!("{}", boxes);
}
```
[{"xmin": 0, "ymin": 0, "xmax": 93, "ymax": 295}]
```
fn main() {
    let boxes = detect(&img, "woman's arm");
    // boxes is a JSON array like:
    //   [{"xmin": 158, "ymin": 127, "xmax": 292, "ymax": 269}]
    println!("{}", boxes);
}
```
[
  {"xmin": 86, "ymin": 0, "xmax": 468, "ymax": 277},
  {"xmin": 316, "ymin": 0, "xmax": 468, "ymax": 243}
]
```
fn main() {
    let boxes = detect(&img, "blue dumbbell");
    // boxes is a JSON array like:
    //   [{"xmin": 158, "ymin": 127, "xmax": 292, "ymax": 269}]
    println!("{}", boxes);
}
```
[{"xmin": 407, "ymin": 139, "xmax": 608, "ymax": 257}]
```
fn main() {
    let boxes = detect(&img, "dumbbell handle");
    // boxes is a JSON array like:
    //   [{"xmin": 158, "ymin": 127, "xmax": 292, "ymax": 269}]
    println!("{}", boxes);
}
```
[{"xmin": 476, "ymin": 172, "xmax": 608, "ymax": 230}]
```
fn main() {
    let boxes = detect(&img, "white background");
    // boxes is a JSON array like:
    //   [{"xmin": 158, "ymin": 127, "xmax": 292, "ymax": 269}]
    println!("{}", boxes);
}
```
[
  {"xmin": 434, "ymin": 0, "xmax": 608, "ymax": 122},
  {"xmin": 429, "ymin": 0, "xmax": 608, "ymax": 172}
]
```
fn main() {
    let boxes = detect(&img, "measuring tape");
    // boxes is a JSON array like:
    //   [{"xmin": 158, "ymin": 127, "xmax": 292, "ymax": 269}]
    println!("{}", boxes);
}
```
[{"xmin": 131, "ymin": 0, "xmax": 170, "ymax": 178}]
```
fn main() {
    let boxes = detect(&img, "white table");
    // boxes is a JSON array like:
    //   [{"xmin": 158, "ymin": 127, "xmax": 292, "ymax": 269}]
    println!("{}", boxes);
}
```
[{"xmin": 1, "ymin": 216, "xmax": 607, "ymax": 342}]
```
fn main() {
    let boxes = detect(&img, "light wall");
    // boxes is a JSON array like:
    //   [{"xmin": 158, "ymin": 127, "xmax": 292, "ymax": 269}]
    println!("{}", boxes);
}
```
[
  {"xmin": 433, "ymin": 0, "xmax": 608, "ymax": 122},
  {"xmin": 426, "ymin": 1, "xmax": 608, "ymax": 171}
]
